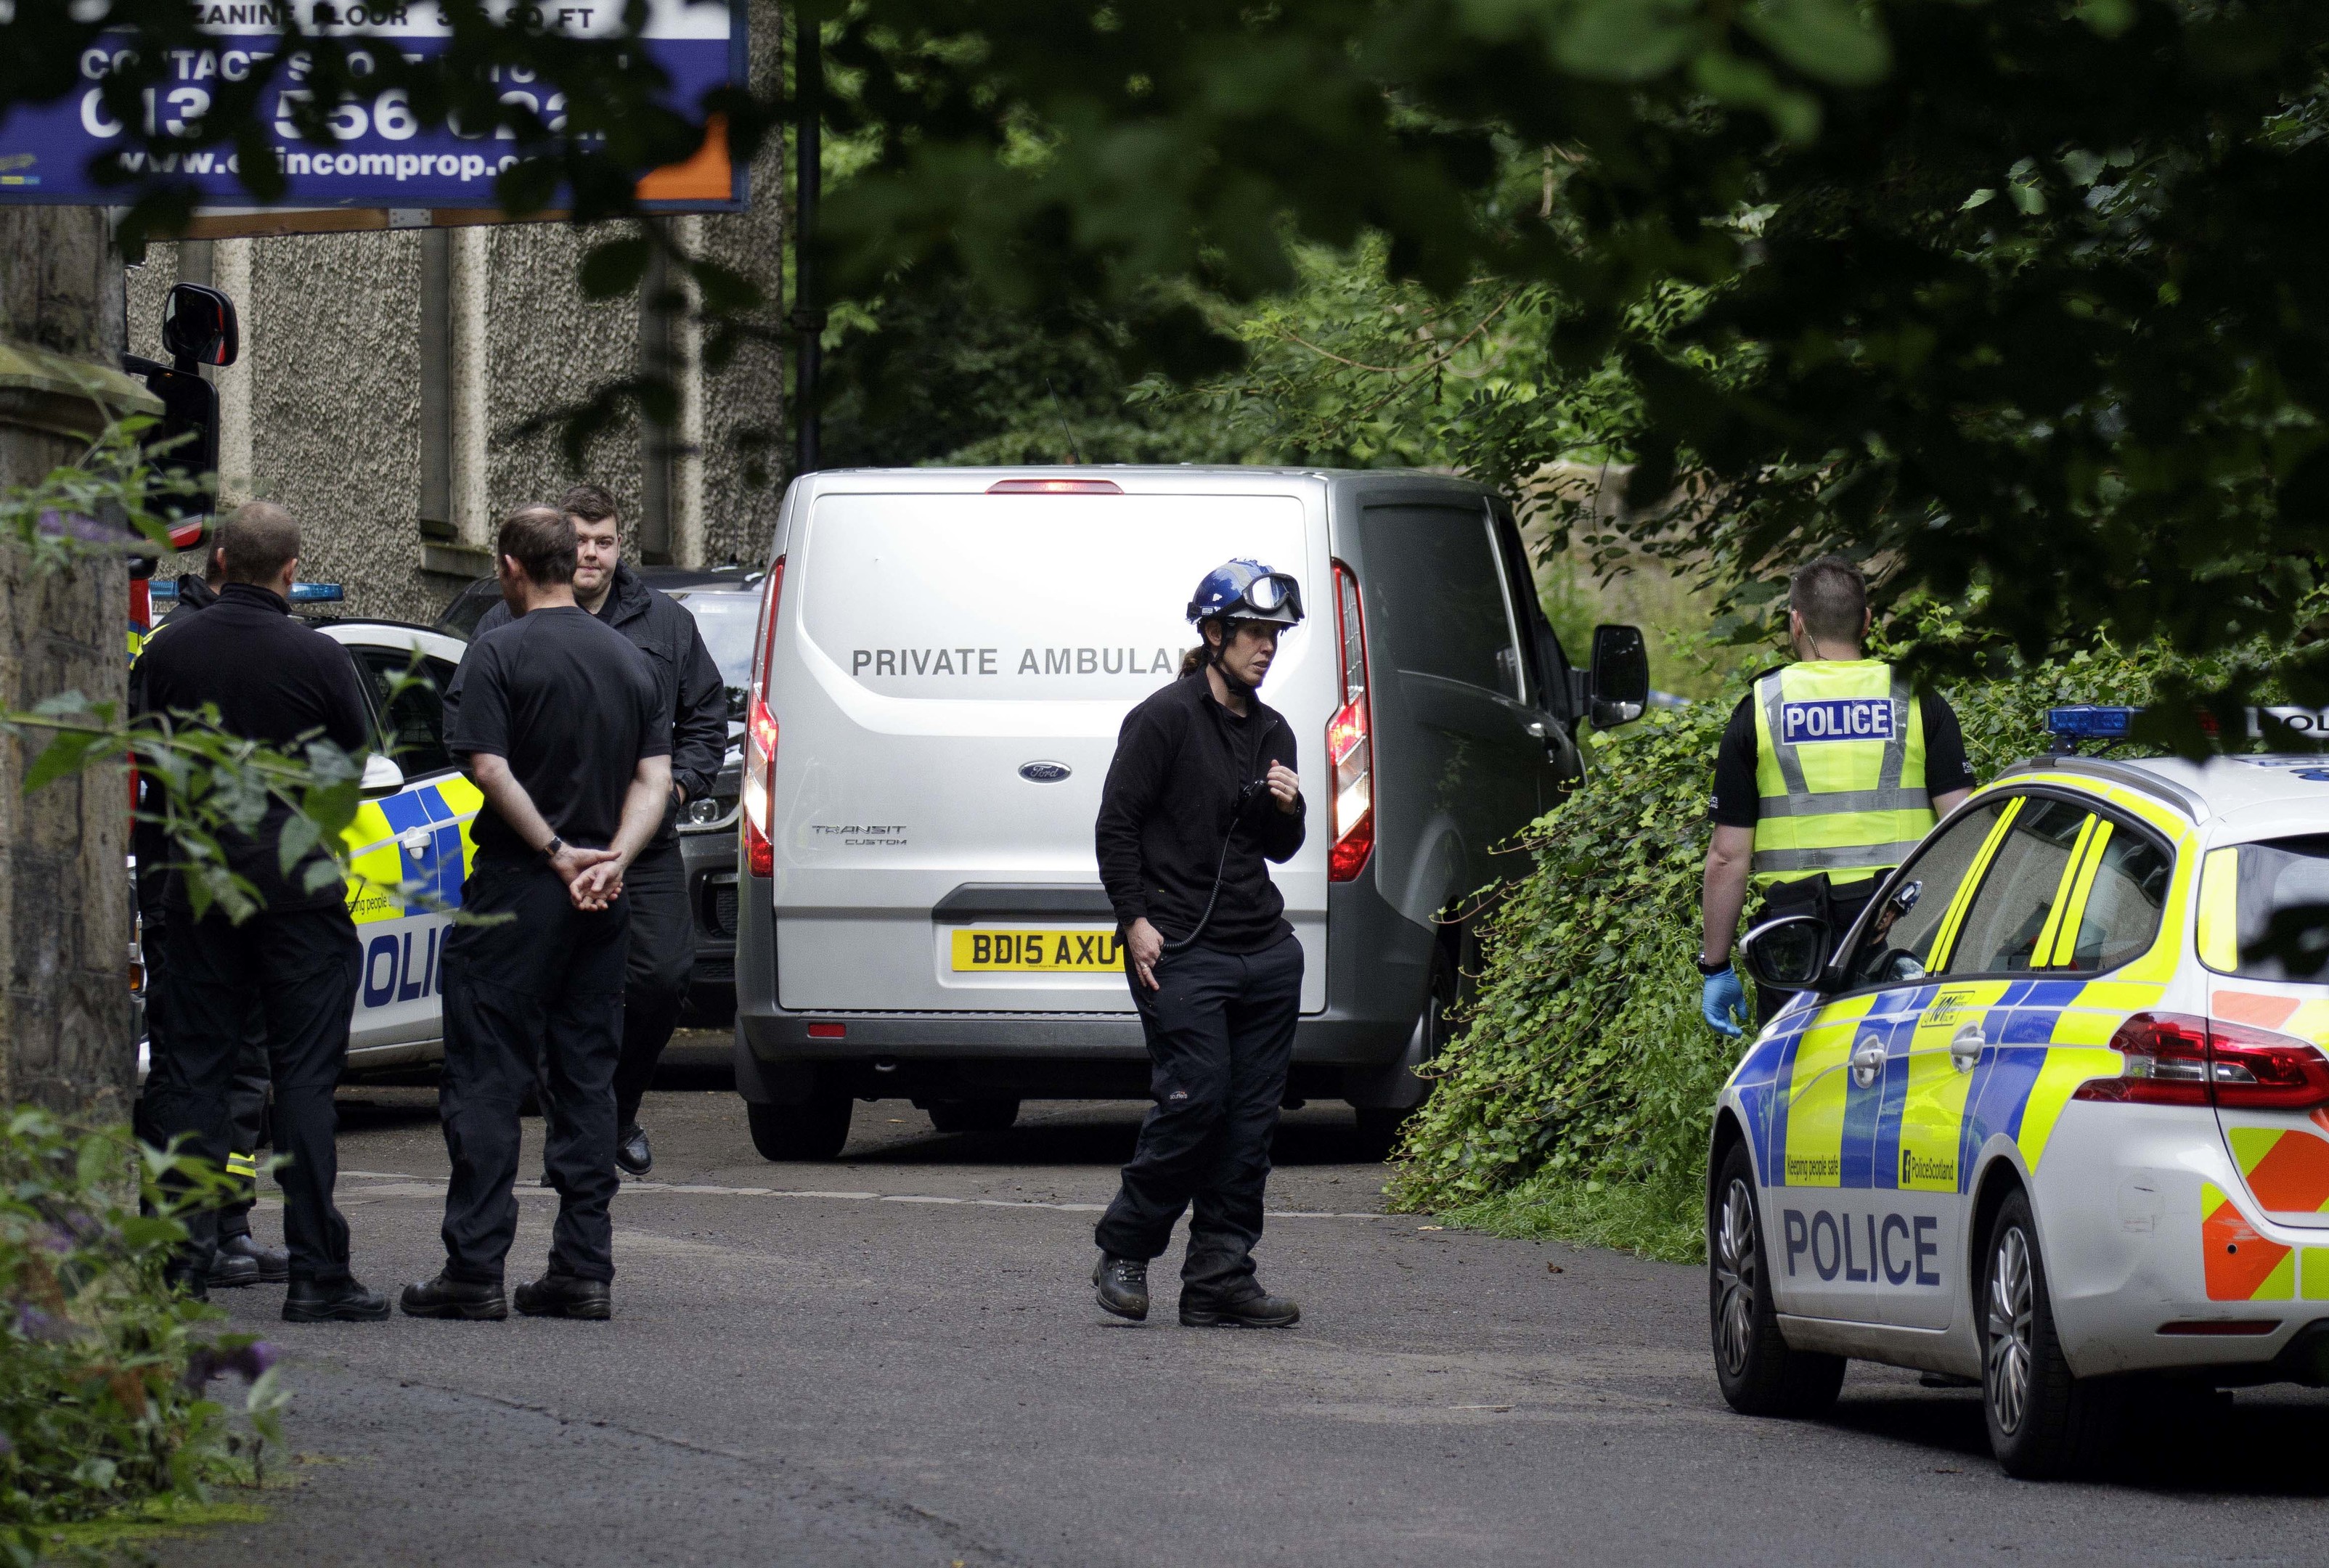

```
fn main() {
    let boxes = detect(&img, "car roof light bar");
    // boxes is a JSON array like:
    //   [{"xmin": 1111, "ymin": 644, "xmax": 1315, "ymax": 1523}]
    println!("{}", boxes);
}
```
[
  {"xmin": 2047, "ymin": 705, "xmax": 2140, "ymax": 739},
  {"xmin": 985, "ymin": 478, "xmax": 1123, "ymax": 495}
]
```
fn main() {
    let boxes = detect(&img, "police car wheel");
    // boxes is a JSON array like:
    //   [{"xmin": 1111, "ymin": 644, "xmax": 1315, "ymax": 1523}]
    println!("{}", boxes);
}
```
[
  {"xmin": 746, "ymin": 1093, "xmax": 852, "ymax": 1161},
  {"xmin": 1981, "ymin": 1190, "xmax": 2114, "ymax": 1479},
  {"xmin": 1709, "ymin": 1140, "xmax": 1845, "ymax": 1417}
]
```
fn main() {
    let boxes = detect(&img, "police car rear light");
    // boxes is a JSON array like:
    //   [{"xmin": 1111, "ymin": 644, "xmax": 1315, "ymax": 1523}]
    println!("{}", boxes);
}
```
[
  {"xmin": 1328, "ymin": 559, "xmax": 1373, "ymax": 884},
  {"xmin": 2073, "ymin": 1012, "xmax": 2329, "ymax": 1109},
  {"xmin": 984, "ymin": 478, "xmax": 1122, "ymax": 494},
  {"xmin": 2158, "ymin": 1319, "xmax": 2282, "ymax": 1336}
]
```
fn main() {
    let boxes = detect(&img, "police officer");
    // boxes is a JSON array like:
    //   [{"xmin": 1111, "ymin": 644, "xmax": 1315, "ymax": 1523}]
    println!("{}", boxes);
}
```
[
  {"xmin": 401, "ymin": 505, "xmax": 671, "ymax": 1323},
  {"xmin": 132, "ymin": 544, "xmax": 282, "ymax": 1291},
  {"xmin": 1090, "ymin": 560, "xmax": 1307, "ymax": 1328},
  {"xmin": 1697, "ymin": 556, "xmax": 1975, "ymax": 1034},
  {"xmin": 470, "ymin": 483, "xmax": 725, "ymax": 1178},
  {"xmin": 134, "ymin": 502, "xmax": 388, "ymax": 1321}
]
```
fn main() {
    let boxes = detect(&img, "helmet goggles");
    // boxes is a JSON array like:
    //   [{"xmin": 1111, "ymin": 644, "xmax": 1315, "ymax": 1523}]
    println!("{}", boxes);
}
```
[{"xmin": 1186, "ymin": 560, "xmax": 1305, "ymax": 629}]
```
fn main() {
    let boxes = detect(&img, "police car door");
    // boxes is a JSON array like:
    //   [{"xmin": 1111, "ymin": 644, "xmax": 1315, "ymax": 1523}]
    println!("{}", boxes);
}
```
[
  {"xmin": 1769, "ymin": 797, "xmax": 2018, "ymax": 1327},
  {"xmin": 331, "ymin": 632, "xmax": 479, "ymax": 1056}
]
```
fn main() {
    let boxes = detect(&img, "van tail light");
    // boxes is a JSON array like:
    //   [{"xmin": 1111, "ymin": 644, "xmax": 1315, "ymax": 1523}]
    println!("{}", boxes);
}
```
[
  {"xmin": 742, "ymin": 555, "xmax": 786, "ymax": 878},
  {"xmin": 2072, "ymin": 1011, "xmax": 2329, "ymax": 1109},
  {"xmin": 1327, "ymin": 558, "xmax": 1374, "ymax": 883},
  {"xmin": 984, "ymin": 478, "xmax": 1122, "ymax": 494}
]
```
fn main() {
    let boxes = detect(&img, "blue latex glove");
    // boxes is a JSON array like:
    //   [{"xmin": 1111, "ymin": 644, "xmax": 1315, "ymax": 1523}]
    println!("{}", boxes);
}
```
[{"xmin": 1701, "ymin": 967, "xmax": 1747, "ymax": 1037}]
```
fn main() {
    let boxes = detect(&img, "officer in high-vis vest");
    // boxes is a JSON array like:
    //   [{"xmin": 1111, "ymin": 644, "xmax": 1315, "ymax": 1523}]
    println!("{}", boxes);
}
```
[{"xmin": 1697, "ymin": 556, "xmax": 1975, "ymax": 1035}]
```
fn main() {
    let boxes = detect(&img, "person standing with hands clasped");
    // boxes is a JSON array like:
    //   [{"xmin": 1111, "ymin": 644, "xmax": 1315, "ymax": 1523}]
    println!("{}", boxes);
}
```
[
  {"xmin": 1697, "ymin": 556, "xmax": 1973, "ymax": 1037},
  {"xmin": 401, "ymin": 507, "xmax": 671, "ymax": 1323},
  {"xmin": 1090, "ymin": 560, "xmax": 1308, "ymax": 1329}
]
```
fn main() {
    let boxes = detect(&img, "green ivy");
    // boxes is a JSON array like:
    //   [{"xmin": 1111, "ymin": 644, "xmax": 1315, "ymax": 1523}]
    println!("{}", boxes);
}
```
[{"xmin": 1388, "ymin": 637, "xmax": 2209, "ymax": 1259}]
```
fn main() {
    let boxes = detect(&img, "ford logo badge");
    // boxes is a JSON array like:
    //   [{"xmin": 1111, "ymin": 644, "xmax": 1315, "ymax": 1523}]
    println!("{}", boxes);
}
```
[{"xmin": 1018, "ymin": 761, "xmax": 1072, "ymax": 784}]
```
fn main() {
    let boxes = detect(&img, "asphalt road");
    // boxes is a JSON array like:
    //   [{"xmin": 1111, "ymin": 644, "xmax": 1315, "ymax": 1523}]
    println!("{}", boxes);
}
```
[{"xmin": 176, "ymin": 1036, "xmax": 2329, "ymax": 1567}]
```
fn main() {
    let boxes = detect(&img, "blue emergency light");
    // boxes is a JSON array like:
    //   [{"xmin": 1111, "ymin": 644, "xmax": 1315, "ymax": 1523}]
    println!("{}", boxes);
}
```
[
  {"xmin": 2047, "ymin": 706, "xmax": 2140, "ymax": 743},
  {"xmin": 149, "ymin": 580, "xmax": 344, "ymax": 604}
]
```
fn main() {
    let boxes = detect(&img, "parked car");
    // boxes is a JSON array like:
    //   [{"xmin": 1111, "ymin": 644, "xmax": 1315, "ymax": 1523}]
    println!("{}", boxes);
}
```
[
  {"xmin": 1716, "ymin": 748, "xmax": 2329, "ymax": 1477},
  {"xmin": 730, "ymin": 467, "xmax": 1649, "ymax": 1159},
  {"xmin": 441, "ymin": 567, "xmax": 757, "ymax": 1023}
]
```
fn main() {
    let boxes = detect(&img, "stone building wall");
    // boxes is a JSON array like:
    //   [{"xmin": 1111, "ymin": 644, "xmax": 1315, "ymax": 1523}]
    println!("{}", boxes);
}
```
[{"xmin": 126, "ymin": 0, "xmax": 788, "ymax": 623}]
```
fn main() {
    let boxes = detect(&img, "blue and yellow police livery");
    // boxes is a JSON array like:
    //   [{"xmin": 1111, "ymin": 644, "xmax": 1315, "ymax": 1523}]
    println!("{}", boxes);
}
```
[{"xmin": 1709, "ymin": 743, "xmax": 2329, "ymax": 1477}]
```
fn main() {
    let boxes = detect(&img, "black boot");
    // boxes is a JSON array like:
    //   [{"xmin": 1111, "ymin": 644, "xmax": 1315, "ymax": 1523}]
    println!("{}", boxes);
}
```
[
  {"xmin": 282, "ymin": 1277, "xmax": 391, "ymax": 1323},
  {"xmin": 216, "ymin": 1232, "xmax": 291, "ymax": 1284},
  {"xmin": 205, "ymin": 1249, "xmax": 263, "ymax": 1289},
  {"xmin": 514, "ymin": 1272, "xmax": 612, "ymax": 1320},
  {"xmin": 1092, "ymin": 1254, "xmax": 1149, "ymax": 1322},
  {"xmin": 1180, "ymin": 1286, "xmax": 1301, "ymax": 1328},
  {"xmin": 399, "ymin": 1272, "xmax": 509, "ymax": 1321},
  {"xmin": 616, "ymin": 1124, "xmax": 653, "ymax": 1178}
]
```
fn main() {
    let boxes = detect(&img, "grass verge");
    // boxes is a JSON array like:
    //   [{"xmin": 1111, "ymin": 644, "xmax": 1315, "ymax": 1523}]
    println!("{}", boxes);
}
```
[
  {"xmin": 1432, "ymin": 1169, "xmax": 1707, "ymax": 1266},
  {"xmin": 41, "ymin": 1494, "xmax": 270, "ymax": 1556}
]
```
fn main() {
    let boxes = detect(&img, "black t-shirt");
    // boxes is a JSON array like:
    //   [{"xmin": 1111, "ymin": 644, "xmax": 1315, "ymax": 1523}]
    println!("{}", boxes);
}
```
[
  {"xmin": 134, "ymin": 582, "xmax": 375, "ymax": 913},
  {"xmin": 444, "ymin": 605, "xmax": 669, "ymax": 864},
  {"xmin": 1709, "ymin": 674, "xmax": 1974, "ymax": 828}
]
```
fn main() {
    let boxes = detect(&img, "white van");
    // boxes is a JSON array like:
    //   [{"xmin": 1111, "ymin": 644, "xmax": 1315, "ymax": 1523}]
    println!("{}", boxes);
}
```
[{"xmin": 730, "ymin": 467, "xmax": 1647, "ymax": 1156}]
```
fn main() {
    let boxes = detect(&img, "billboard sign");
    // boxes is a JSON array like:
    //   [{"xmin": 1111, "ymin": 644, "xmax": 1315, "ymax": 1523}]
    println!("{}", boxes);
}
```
[{"xmin": 0, "ymin": 0, "xmax": 743, "ymax": 212}]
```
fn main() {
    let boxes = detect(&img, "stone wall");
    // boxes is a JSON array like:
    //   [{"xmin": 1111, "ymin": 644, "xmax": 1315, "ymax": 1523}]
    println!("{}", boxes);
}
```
[{"xmin": 0, "ymin": 208, "xmax": 135, "ymax": 1122}]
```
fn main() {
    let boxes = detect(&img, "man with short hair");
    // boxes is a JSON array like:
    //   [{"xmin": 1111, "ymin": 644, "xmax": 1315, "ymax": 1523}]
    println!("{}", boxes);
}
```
[
  {"xmin": 135, "ymin": 502, "xmax": 388, "ymax": 1321},
  {"xmin": 401, "ymin": 505, "xmax": 672, "ymax": 1323},
  {"xmin": 133, "ymin": 541, "xmax": 281, "ymax": 1291},
  {"xmin": 470, "ymin": 483, "xmax": 725, "ymax": 1177},
  {"xmin": 1697, "ymin": 555, "xmax": 1975, "ymax": 1034}
]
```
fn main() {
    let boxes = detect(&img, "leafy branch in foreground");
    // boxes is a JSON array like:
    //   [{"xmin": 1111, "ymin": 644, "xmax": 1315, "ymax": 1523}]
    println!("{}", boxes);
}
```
[{"xmin": 0, "ymin": 1111, "xmax": 288, "ymax": 1558}]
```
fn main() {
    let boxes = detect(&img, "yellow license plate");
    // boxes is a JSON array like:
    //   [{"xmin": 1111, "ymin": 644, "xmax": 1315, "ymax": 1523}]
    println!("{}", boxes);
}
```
[{"xmin": 950, "ymin": 928, "xmax": 1123, "ymax": 972}]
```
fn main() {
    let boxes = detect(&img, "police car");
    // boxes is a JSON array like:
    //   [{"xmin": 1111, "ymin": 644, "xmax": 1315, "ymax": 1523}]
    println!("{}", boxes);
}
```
[{"xmin": 1715, "ymin": 722, "xmax": 2329, "ymax": 1477}]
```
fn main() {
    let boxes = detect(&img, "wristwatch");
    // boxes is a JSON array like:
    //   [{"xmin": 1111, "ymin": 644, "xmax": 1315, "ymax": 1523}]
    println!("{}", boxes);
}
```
[
  {"xmin": 1694, "ymin": 953, "xmax": 1731, "ymax": 976},
  {"xmin": 544, "ymin": 836, "xmax": 566, "ymax": 859}
]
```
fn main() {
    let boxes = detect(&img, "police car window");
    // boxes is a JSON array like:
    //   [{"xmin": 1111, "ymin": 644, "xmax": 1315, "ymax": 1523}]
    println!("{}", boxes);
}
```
[
  {"xmin": 1942, "ymin": 799, "xmax": 2095, "ymax": 975},
  {"xmin": 1847, "ymin": 799, "xmax": 2007, "ymax": 987},
  {"xmin": 1362, "ymin": 505, "xmax": 1522, "ymax": 697},
  {"xmin": 351, "ymin": 648, "xmax": 454, "ymax": 778},
  {"xmin": 2202, "ymin": 835, "xmax": 2329, "ymax": 981},
  {"xmin": 2061, "ymin": 828, "xmax": 2171, "ymax": 973}
]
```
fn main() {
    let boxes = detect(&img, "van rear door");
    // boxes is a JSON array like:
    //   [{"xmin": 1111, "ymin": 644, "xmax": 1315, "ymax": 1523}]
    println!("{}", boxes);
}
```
[{"xmin": 766, "ymin": 481, "xmax": 1331, "ymax": 1015}]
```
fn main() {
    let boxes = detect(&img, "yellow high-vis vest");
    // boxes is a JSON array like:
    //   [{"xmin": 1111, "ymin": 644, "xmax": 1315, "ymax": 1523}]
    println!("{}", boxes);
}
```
[{"xmin": 1750, "ymin": 659, "xmax": 1934, "ymax": 889}]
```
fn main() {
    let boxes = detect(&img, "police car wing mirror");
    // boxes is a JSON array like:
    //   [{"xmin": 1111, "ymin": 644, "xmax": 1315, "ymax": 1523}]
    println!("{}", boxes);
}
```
[
  {"xmin": 162, "ymin": 282, "xmax": 238, "ymax": 370},
  {"xmin": 360, "ymin": 754, "xmax": 406, "ymax": 799},
  {"xmin": 1588, "ymin": 624, "xmax": 1649, "ymax": 727},
  {"xmin": 1737, "ymin": 914, "xmax": 1831, "ymax": 994}
]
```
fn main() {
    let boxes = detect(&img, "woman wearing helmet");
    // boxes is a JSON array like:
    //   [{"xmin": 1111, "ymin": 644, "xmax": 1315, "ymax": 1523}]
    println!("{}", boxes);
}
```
[{"xmin": 1090, "ymin": 560, "xmax": 1308, "ymax": 1328}]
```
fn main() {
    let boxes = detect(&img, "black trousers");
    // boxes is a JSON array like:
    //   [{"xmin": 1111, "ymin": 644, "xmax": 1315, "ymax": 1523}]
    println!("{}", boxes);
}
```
[
  {"xmin": 142, "ymin": 904, "xmax": 361, "ymax": 1284},
  {"xmin": 609, "ymin": 831, "xmax": 693, "ymax": 1132},
  {"xmin": 138, "ymin": 908, "xmax": 271, "ymax": 1239},
  {"xmin": 1094, "ymin": 934, "xmax": 1303, "ymax": 1297},
  {"xmin": 439, "ymin": 859, "xmax": 629, "ymax": 1285}
]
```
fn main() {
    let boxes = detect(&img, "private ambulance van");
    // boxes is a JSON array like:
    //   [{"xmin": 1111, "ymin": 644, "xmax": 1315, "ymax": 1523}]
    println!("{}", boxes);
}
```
[{"xmin": 730, "ymin": 467, "xmax": 1650, "ymax": 1158}]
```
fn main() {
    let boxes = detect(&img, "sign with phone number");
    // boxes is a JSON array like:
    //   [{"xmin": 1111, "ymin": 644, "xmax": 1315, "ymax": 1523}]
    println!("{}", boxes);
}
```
[{"xmin": 0, "ymin": 0, "xmax": 743, "ymax": 211}]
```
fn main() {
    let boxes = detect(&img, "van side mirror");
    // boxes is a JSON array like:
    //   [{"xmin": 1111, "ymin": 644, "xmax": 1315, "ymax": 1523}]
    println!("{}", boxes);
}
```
[
  {"xmin": 1737, "ymin": 913, "xmax": 1830, "ymax": 994},
  {"xmin": 1588, "ymin": 623, "xmax": 1649, "ymax": 727},
  {"xmin": 361, "ymin": 754, "xmax": 407, "ymax": 798},
  {"xmin": 163, "ymin": 282, "xmax": 239, "ymax": 369}
]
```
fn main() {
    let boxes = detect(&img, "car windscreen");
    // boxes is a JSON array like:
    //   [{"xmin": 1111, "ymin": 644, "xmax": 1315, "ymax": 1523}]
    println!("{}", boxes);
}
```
[
  {"xmin": 668, "ymin": 589, "xmax": 759, "ymax": 716},
  {"xmin": 797, "ymin": 491, "xmax": 1308, "ymax": 701},
  {"xmin": 2200, "ymin": 833, "xmax": 2329, "ymax": 981}
]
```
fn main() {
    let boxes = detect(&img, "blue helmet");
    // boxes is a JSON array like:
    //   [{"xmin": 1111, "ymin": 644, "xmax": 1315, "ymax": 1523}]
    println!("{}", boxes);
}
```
[{"xmin": 1186, "ymin": 559, "xmax": 1305, "ymax": 629}]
